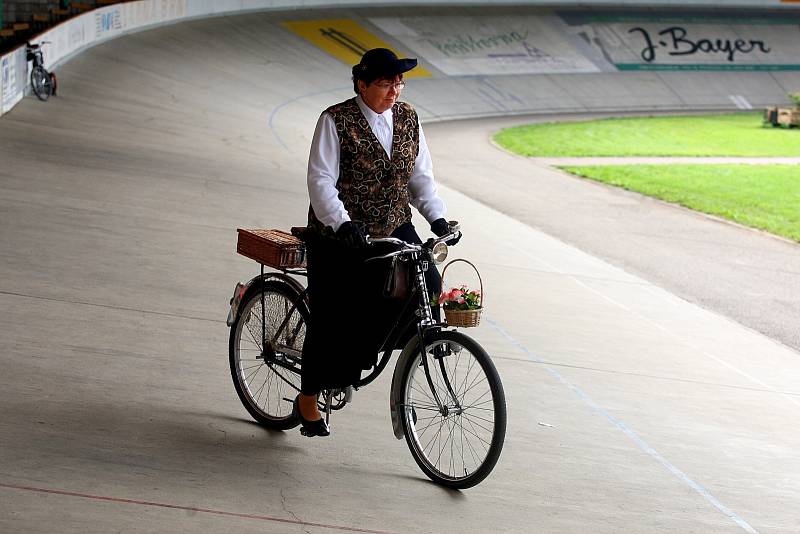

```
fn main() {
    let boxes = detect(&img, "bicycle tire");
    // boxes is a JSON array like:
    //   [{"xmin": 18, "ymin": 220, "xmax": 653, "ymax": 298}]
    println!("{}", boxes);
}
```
[
  {"xmin": 399, "ymin": 330, "xmax": 506, "ymax": 489},
  {"xmin": 229, "ymin": 279, "xmax": 307, "ymax": 430},
  {"xmin": 31, "ymin": 66, "xmax": 52, "ymax": 101}
]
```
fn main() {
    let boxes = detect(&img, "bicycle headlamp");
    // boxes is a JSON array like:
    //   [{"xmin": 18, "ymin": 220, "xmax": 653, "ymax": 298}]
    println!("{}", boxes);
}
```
[{"xmin": 431, "ymin": 241, "xmax": 448, "ymax": 265}]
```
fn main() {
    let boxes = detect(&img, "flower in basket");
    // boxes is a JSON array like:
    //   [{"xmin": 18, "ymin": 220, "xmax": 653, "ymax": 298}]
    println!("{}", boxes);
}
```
[{"xmin": 438, "ymin": 285, "xmax": 481, "ymax": 311}]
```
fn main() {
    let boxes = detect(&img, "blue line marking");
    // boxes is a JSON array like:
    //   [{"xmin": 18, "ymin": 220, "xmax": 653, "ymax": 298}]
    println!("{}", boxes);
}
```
[
  {"xmin": 485, "ymin": 317, "xmax": 759, "ymax": 533},
  {"xmin": 267, "ymin": 86, "xmax": 351, "ymax": 151}
]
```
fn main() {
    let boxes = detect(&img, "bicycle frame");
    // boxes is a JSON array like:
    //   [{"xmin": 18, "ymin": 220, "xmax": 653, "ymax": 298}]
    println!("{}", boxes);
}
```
[
  {"xmin": 26, "ymin": 41, "xmax": 49, "ymax": 68},
  {"xmin": 243, "ymin": 228, "xmax": 463, "ymax": 417}
]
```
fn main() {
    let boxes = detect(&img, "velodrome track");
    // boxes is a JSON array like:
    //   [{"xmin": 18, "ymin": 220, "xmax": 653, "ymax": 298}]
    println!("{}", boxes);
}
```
[{"xmin": 2, "ymin": 8, "xmax": 800, "ymax": 533}]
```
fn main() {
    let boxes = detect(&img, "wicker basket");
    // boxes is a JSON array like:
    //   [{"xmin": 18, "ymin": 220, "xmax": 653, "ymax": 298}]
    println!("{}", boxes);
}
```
[
  {"xmin": 440, "ymin": 259, "xmax": 483, "ymax": 328},
  {"xmin": 237, "ymin": 228, "xmax": 306, "ymax": 268}
]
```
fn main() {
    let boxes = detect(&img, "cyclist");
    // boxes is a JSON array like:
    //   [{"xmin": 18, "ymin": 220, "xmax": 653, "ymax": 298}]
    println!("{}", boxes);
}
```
[{"xmin": 296, "ymin": 48, "xmax": 460, "ymax": 436}]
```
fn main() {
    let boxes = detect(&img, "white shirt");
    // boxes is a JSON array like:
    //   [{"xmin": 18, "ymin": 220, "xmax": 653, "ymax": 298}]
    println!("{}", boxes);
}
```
[{"xmin": 307, "ymin": 95, "xmax": 446, "ymax": 232}]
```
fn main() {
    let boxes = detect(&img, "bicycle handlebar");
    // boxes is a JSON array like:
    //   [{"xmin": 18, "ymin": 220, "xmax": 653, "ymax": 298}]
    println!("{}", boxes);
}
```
[
  {"xmin": 366, "ymin": 236, "xmax": 412, "ymax": 247},
  {"xmin": 365, "ymin": 223, "xmax": 461, "ymax": 261}
]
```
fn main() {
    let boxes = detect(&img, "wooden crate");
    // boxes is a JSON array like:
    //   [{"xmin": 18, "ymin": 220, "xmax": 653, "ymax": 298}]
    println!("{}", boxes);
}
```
[
  {"xmin": 237, "ymin": 229, "xmax": 306, "ymax": 268},
  {"xmin": 764, "ymin": 106, "xmax": 800, "ymax": 127},
  {"xmin": 777, "ymin": 108, "xmax": 794, "ymax": 127}
]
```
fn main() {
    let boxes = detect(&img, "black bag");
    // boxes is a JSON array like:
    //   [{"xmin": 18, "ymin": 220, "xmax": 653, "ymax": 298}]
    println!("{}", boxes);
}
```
[{"xmin": 383, "ymin": 256, "xmax": 411, "ymax": 299}]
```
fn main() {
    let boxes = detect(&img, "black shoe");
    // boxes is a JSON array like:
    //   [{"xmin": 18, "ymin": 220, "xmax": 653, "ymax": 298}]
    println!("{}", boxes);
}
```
[{"xmin": 293, "ymin": 395, "xmax": 330, "ymax": 437}]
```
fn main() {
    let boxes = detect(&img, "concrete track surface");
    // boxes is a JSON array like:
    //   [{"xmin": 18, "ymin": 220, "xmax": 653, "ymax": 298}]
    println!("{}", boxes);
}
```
[{"xmin": 2, "ymin": 10, "xmax": 799, "ymax": 534}]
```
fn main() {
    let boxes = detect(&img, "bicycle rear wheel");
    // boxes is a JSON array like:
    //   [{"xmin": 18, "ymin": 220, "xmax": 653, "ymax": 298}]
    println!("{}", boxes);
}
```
[
  {"xmin": 31, "ymin": 66, "xmax": 52, "ymax": 101},
  {"xmin": 399, "ymin": 330, "xmax": 506, "ymax": 489},
  {"xmin": 229, "ymin": 280, "xmax": 307, "ymax": 429}
]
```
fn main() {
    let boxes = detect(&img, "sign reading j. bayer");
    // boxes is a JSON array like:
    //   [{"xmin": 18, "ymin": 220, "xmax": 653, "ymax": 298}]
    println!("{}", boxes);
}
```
[{"xmin": 565, "ymin": 15, "xmax": 800, "ymax": 71}]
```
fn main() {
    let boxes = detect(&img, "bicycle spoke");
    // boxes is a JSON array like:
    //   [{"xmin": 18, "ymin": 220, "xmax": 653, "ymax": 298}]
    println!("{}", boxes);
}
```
[
  {"xmin": 415, "ymin": 412, "xmax": 446, "ymax": 438},
  {"xmin": 414, "ymin": 415, "xmax": 442, "ymax": 426},
  {"xmin": 462, "ymin": 384, "xmax": 492, "ymax": 409},
  {"xmin": 446, "ymin": 417, "xmax": 457, "ymax": 475},
  {"xmin": 455, "ymin": 416, "xmax": 483, "ymax": 468},
  {"xmin": 404, "ymin": 402, "xmax": 442, "ymax": 411},
  {"xmin": 460, "ymin": 403, "xmax": 495, "ymax": 412},
  {"xmin": 458, "ymin": 363, "xmax": 486, "ymax": 401},
  {"xmin": 460, "ymin": 412, "xmax": 494, "ymax": 435},
  {"xmin": 244, "ymin": 363, "xmax": 263, "ymax": 384},
  {"xmin": 460, "ymin": 410, "xmax": 495, "ymax": 426},
  {"xmin": 461, "ymin": 416, "xmax": 492, "ymax": 451},
  {"xmin": 252, "ymin": 371, "xmax": 270, "ymax": 401},
  {"xmin": 260, "ymin": 366, "xmax": 275, "ymax": 408},
  {"xmin": 411, "ymin": 386, "xmax": 439, "ymax": 409},
  {"xmin": 435, "ymin": 415, "xmax": 451, "ymax": 472},
  {"xmin": 411, "ymin": 380, "xmax": 438, "ymax": 407},
  {"xmin": 459, "ymin": 413, "xmax": 468, "ymax": 474},
  {"xmin": 422, "ymin": 419, "xmax": 447, "ymax": 457}
]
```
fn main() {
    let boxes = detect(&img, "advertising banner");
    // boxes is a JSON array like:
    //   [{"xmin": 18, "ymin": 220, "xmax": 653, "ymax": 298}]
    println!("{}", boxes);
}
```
[
  {"xmin": 369, "ymin": 15, "xmax": 601, "ymax": 75},
  {"xmin": 1, "ymin": 54, "xmax": 10, "ymax": 113},
  {"xmin": 284, "ymin": 18, "xmax": 431, "ymax": 77},
  {"xmin": 95, "ymin": 4, "xmax": 125, "ymax": 40},
  {"xmin": 561, "ymin": 14, "xmax": 800, "ymax": 71},
  {"xmin": 1, "ymin": 48, "xmax": 24, "ymax": 113},
  {"xmin": 124, "ymin": 0, "xmax": 158, "ymax": 30}
]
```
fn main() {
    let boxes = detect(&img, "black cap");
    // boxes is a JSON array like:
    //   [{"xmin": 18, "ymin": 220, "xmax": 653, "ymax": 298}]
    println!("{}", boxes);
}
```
[{"xmin": 352, "ymin": 48, "xmax": 418, "ymax": 84}]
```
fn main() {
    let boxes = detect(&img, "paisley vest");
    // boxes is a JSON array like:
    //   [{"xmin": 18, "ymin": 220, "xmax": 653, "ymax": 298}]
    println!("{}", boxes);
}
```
[{"xmin": 308, "ymin": 97, "xmax": 419, "ymax": 237}]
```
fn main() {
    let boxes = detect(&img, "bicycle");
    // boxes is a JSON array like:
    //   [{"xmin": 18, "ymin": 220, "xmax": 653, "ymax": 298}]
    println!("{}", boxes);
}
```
[
  {"xmin": 226, "ymin": 223, "xmax": 507, "ymax": 489},
  {"xmin": 26, "ymin": 41, "xmax": 56, "ymax": 101}
]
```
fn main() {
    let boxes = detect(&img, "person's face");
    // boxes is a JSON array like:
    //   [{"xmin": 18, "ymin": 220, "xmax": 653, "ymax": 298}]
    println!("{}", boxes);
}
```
[{"xmin": 358, "ymin": 74, "xmax": 404, "ymax": 114}]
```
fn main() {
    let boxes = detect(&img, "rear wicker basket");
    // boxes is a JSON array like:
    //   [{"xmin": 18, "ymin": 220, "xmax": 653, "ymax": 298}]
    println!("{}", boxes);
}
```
[{"xmin": 237, "ymin": 229, "xmax": 306, "ymax": 268}]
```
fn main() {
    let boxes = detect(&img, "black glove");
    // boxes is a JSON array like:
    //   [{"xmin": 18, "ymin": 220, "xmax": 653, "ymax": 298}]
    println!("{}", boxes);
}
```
[
  {"xmin": 431, "ymin": 218, "xmax": 461, "ymax": 246},
  {"xmin": 336, "ymin": 221, "xmax": 366, "ymax": 249}
]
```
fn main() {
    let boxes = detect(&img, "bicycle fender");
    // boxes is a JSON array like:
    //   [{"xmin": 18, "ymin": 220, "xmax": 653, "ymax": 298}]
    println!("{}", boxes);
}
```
[
  {"xmin": 389, "ymin": 336, "xmax": 420, "ymax": 439},
  {"xmin": 229, "ymin": 275, "xmax": 302, "ymax": 327},
  {"xmin": 261, "ymin": 272, "xmax": 307, "ymax": 300},
  {"xmin": 226, "ymin": 275, "xmax": 261, "ymax": 327}
]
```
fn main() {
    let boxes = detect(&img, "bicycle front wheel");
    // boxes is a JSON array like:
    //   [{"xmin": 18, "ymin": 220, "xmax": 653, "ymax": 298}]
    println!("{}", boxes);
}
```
[
  {"xmin": 399, "ymin": 330, "xmax": 506, "ymax": 489},
  {"xmin": 229, "ymin": 280, "xmax": 307, "ymax": 430},
  {"xmin": 31, "ymin": 66, "xmax": 52, "ymax": 101}
]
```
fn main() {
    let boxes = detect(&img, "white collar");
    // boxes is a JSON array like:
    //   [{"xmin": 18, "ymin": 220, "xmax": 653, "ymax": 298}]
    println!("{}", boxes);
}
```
[{"xmin": 356, "ymin": 94, "xmax": 393, "ymax": 129}]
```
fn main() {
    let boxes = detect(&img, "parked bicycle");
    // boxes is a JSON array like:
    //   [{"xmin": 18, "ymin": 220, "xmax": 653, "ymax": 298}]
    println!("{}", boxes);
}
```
[
  {"xmin": 226, "ymin": 223, "xmax": 507, "ymax": 489},
  {"xmin": 26, "ymin": 41, "xmax": 56, "ymax": 101}
]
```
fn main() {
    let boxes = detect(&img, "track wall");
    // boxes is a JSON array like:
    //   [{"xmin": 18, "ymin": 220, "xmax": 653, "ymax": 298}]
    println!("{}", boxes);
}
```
[{"xmin": 2, "ymin": 0, "xmax": 800, "ymax": 119}]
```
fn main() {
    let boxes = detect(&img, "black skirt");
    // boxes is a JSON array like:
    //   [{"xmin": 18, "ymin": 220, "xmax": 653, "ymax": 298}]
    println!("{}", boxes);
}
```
[{"xmin": 300, "ymin": 222, "xmax": 440, "ymax": 394}]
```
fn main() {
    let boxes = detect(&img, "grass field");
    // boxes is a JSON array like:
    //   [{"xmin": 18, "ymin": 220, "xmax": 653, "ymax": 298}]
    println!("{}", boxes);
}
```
[
  {"xmin": 562, "ymin": 165, "xmax": 800, "ymax": 242},
  {"xmin": 495, "ymin": 113, "xmax": 800, "ymax": 157}
]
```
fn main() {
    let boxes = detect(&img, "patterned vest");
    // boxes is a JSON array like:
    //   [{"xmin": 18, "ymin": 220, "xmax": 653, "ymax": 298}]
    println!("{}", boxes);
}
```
[{"xmin": 308, "ymin": 97, "xmax": 420, "ymax": 237}]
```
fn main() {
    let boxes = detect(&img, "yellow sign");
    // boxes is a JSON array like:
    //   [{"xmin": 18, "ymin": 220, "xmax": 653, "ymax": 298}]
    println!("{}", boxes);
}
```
[{"xmin": 283, "ymin": 19, "xmax": 431, "ymax": 78}]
